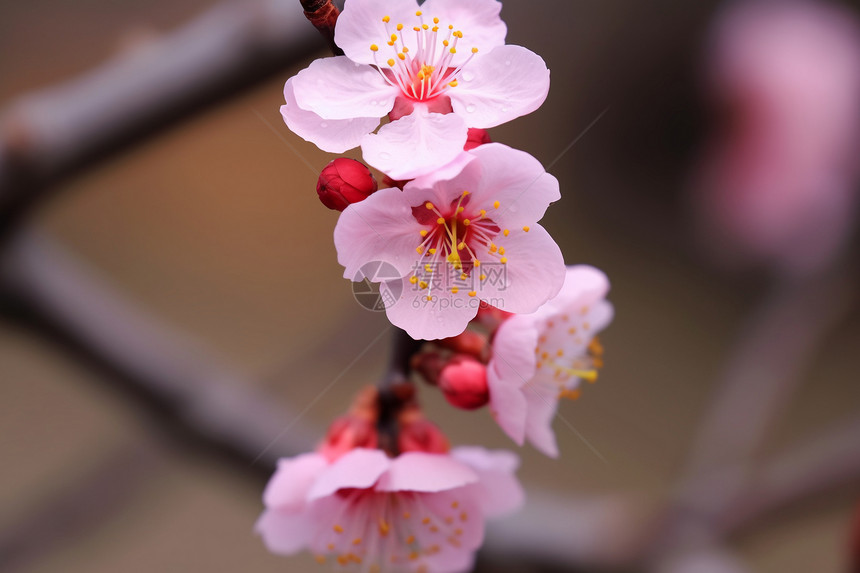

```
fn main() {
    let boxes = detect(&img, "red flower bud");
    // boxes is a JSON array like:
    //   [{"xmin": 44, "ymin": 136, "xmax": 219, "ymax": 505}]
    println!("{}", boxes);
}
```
[
  {"xmin": 410, "ymin": 351, "xmax": 447, "ymax": 386},
  {"xmin": 316, "ymin": 158, "xmax": 378, "ymax": 211},
  {"xmin": 474, "ymin": 304, "xmax": 513, "ymax": 331},
  {"xmin": 464, "ymin": 128, "xmax": 492, "ymax": 151},
  {"xmin": 438, "ymin": 355, "xmax": 490, "ymax": 410},
  {"xmin": 319, "ymin": 414, "xmax": 378, "ymax": 461},
  {"xmin": 397, "ymin": 406, "xmax": 450, "ymax": 455},
  {"xmin": 437, "ymin": 329, "xmax": 488, "ymax": 360}
]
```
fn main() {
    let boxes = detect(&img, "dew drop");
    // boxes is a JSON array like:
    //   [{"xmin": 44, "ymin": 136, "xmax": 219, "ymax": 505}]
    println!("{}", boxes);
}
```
[
  {"xmin": 505, "ymin": 60, "xmax": 511, "ymax": 66},
  {"xmin": 465, "ymin": 104, "xmax": 476, "ymax": 113},
  {"xmin": 461, "ymin": 71, "xmax": 475, "ymax": 82},
  {"xmin": 320, "ymin": 122, "xmax": 328, "ymax": 128},
  {"xmin": 379, "ymin": 151, "xmax": 392, "ymax": 160}
]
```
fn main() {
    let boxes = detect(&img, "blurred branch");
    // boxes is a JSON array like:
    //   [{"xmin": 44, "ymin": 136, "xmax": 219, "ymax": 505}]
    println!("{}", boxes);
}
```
[
  {"xmin": 0, "ymin": 230, "xmax": 317, "ymax": 472},
  {"xmin": 0, "ymin": 0, "xmax": 320, "ymax": 243},
  {"xmin": 300, "ymin": 0, "xmax": 342, "ymax": 55}
]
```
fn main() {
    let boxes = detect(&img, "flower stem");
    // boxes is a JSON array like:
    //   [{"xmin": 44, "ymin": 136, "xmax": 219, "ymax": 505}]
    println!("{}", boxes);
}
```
[{"xmin": 299, "ymin": 0, "xmax": 343, "ymax": 56}]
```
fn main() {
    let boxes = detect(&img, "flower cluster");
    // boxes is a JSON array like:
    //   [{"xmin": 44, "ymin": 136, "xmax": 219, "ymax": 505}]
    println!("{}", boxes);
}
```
[{"xmin": 260, "ymin": 0, "xmax": 615, "ymax": 570}]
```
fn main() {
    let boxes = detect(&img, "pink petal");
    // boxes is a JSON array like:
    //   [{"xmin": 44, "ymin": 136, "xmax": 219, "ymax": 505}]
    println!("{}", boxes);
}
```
[
  {"xmin": 280, "ymin": 78, "xmax": 379, "ymax": 153},
  {"xmin": 480, "ymin": 224, "xmax": 565, "ymax": 314},
  {"xmin": 487, "ymin": 315, "xmax": 538, "ymax": 445},
  {"xmin": 255, "ymin": 509, "xmax": 312, "ymax": 555},
  {"xmin": 361, "ymin": 106, "xmax": 468, "ymax": 180},
  {"xmin": 542, "ymin": 265, "xmax": 611, "ymax": 316},
  {"xmin": 333, "ymin": 186, "xmax": 426, "ymax": 280},
  {"xmin": 451, "ymin": 447, "xmax": 524, "ymax": 518},
  {"xmin": 262, "ymin": 453, "xmax": 328, "ymax": 511},
  {"xmin": 383, "ymin": 282, "xmax": 479, "ymax": 340},
  {"xmin": 448, "ymin": 45, "xmax": 550, "ymax": 129},
  {"xmin": 335, "ymin": 0, "xmax": 420, "ymax": 66},
  {"xmin": 420, "ymin": 0, "xmax": 507, "ymax": 66},
  {"xmin": 523, "ymin": 383, "xmax": 561, "ymax": 458},
  {"xmin": 376, "ymin": 452, "xmax": 479, "ymax": 492},
  {"xmin": 467, "ymin": 143, "xmax": 560, "ymax": 228},
  {"xmin": 307, "ymin": 448, "xmax": 390, "ymax": 500},
  {"xmin": 409, "ymin": 151, "xmax": 478, "ymax": 189},
  {"xmin": 292, "ymin": 56, "xmax": 397, "ymax": 120}
]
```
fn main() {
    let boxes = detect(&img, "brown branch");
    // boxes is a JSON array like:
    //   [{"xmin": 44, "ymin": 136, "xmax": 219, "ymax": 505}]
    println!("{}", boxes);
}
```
[
  {"xmin": 300, "ymin": 0, "xmax": 343, "ymax": 56},
  {"xmin": 0, "ymin": 0, "xmax": 320, "ymax": 245}
]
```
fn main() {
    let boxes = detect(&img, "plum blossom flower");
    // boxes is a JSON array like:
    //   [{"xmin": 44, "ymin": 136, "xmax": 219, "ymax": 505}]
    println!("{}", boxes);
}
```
[
  {"xmin": 693, "ymin": 1, "xmax": 860, "ymax": 274},
  {"xmin": 487, "ymin": 265, "xmax": 613, "ymax": 457},
  {"xmin": 256, "ymin": 447, "xmax": 524, "ymax": 572},
  {"xmin": 281, "ymin": 0, "xmax": 550, "ymax": 180},
  {"xmin": 334, "ymin": 143, "xmax": 565, "ymax": 340}
]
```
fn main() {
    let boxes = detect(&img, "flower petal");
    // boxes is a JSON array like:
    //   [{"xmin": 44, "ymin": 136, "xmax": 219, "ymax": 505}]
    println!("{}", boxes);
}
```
[
  {"xmin": 420, "ymin": 0, "xmax": 507, "ymax": 66},
  {"xmin": 334, "ymin": 186, "xmax": 424, "ymax": 280},
  {"xmin": 480, "ymin": 224, "xmax": 565, "ymax": 314},
  {"xmin": 451, "ymin": 447, "xmax": 524, "ymax": 518},
  {"xmin": 281, "ymin": 78, "xmax": 379, "ymax": 153},
  {"xmin": 468, "ymin": 143, "xmax": 560, "ymax": 228},
  {"xmin": 383, "ymin": 283, "xmax": 479, "ymax": 340},
  {"xmin": 487, "ymin": 315, "xmax": 538, "ymax": 445},
  {"xmin": 448, "ymin": 45, "xmax": 550, "ymax": 129},
  {"xmin": 335, "ymin": 0, "xmax": 420, "ymax": 66},
  {"xmin": 542, "ymin": 265, "xmax": 611, "ymax": 316},
  {"xmin": 292, "ymin": 56, "xmax": 398, "ymax": 120},
  {"xmin": 255, "ymin": 509, "xmax": 312, "ymax": 555},
  {"xmin": 523, "ymin": 382, "xmax": 561, "ymax": 458},
  {"xmin": 361, "ymin": 107, "xmax": 468, "ymax": 180},
  {"xmin": 376, "ymin": 452, "xmax": 479, "ymax": 492},
  {"xmin": 263, "ymin": 453, "xmax": 328, "ymax": 511},
  {"xmin": 307, "ymin": 448, "xmax": 390, "ymax": 500}
]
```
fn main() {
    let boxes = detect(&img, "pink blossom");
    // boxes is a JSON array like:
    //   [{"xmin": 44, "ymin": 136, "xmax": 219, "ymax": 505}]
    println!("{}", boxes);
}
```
[
  {"xmin": 281, "ymin": 0, "xmax": 550, "ymax": 180},
  {"xmin": 487, "ymin": 265, "xmax": 613, "ymax": 457},
  {"xmin": 334, "ymin": 143, "xmax": 565, "ymax": 340},
  {"xmin": 694, "ymin": 1, "xmax": 860, "ymax": 274},
  {"xmin": 256, "ymin": 447, "xmax": 524, "ymax": 572}
]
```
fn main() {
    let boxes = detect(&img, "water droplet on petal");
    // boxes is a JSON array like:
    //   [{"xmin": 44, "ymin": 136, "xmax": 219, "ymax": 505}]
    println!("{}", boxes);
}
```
[
  {"xmin": 465, "ymin": 104, "xmax": 476, "ymax": 113},
  {"xmin": 461, "ymin": 71, "xmax": 475, "ymax": 82},
  {"xmin": 379, "ymin": 151, "xmax": 392, "ymax": 160},
  {"xmin": 320, "ymin": 122, "xmax": 328, "ymax": 128},
  {"xmin": 505, "ymin": 60, "xmax": 511, "ymax": 66}
]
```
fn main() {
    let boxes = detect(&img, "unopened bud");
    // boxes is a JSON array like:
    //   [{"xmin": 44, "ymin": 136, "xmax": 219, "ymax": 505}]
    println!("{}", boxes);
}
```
[
  {"xmin": 411, "ymin": 351, "xmax": 446, "ymax": 386},
  {"xmin": 398, "ymin": 409, "xmax": 450, "ymax": 454},
  {"xmin": 474, "ymin": 304, "xmax": 513, "ymax": 330},
  {"xmin": 464, "ymin": 128, "xmax": 492, "ymax": 151},
  {"xmin": 317, "ymin": 158, "xmax": 378, "ymax": 211},
  {"xmin": 438, "ymin": 355, "xmax": 490, "ymax": 410},
  {"xmin": 437, "ymin": 329, "xmax": 488, "ymax": 360},
  {"xmin": 319, "ymin": 414, "xmax": 378, "ymax": 461}
]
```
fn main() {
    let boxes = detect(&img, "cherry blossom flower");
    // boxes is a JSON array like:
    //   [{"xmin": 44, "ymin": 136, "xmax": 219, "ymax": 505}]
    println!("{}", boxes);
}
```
[
  {"xmin": 487, "ymin": 265, "xmax": 613, "ymax": 457},
  {"xmin": 256, "ymin": 447, "xmax": 524, "ymax": 572},
  {"xmin": 281, "ymin": 0, "xmax": 550, "ymax": 180},
  {"xmin": 334, "ymin": 143, "xmax": 565, "ymax": 340},
  {"xmin": 693, "ymin": 1, "xmax": 860, "ymax": 274}
]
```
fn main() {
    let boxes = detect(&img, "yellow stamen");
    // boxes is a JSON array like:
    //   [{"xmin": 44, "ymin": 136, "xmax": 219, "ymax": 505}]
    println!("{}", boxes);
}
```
[
  {"xmin": 370, "ymin": 44, "xmax": 379, "ymax": 51},
  {"xmin": 523, "ymin": 226, "xmax": 530, "ymax": 232}
]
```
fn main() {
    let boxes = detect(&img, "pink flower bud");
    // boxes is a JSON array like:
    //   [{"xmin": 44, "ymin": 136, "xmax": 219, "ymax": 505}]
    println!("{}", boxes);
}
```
[
  {"xmin": 316, "ymin": 158, "xmax": 378, "ymax": 211},
  {"xmin": 464, "ymin": 128, "xmax": 492, "ymax": 151},
  {"xmin": 438, "ymin": 355, "xmax": 490, "ymax": 410},
  {"xmin": 397, "ymin": 407, "xmax": 451, "ymax": 454},
  {"xmin": 318, "ymin": 415, "xmax": 378, "ymax": 461},
  {"xmin": 437, "ymin": 329, "xmax": 488, "ymax": 360},
  {"xmin": 410, "ymin": 351, "xmax": 446, "ymax": 386}
]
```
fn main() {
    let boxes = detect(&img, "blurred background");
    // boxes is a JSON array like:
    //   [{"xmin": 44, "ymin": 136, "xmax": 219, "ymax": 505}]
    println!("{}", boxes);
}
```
[{"xmin": 1, "ymin": 0, "xmax": 859, "ymax": 572}]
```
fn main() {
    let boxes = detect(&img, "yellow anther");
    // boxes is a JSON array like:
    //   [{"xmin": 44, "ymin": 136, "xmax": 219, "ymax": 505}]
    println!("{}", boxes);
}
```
[
  {"xmin": 379, "ymin": 518, "xmax": 391, "ymax": 536},
  {"xmin": 397, "ymin": 23, "xmax": 403, "ymax": 30},
  {"xmin": 410, "ymin": 551, "xmax": 420, "ymax": 561},
  {"xmin": 388, "ymin": 41, "xmax": 395, "ymax": 46},
  {"xmin": 388, "ymin": 58, "xmax": 396, "ymax": 66},
  {"xmin": 472, "ymin": 47, "xmax": 479, "ymax": 53},
  {"xmin": 450, "ymin": 47, "xmax": 457, "ymax": 54},
  {"xmin": 455, "ymin": 528, "xmax": 463, "ymax": 536},
  {"xmin": 451, "ymin": 287, "xmax": 459, "ymax": 294},
  {"xmin": 334, "ymin": 524, "xmax": 344, "ymax": 533},
  {"xmin": 315, "ymin": 555, "xmax": 326, "ymax": 564},
  {"xmin": 568, "ymin": 327, "xmax": 577, "ymax": 334},
  {"xmin": 425, "ymin": 201, "xmax": 434, "ymax": 209},
  {"xmin": 498, "ymin": 247, "xmax": 505, "ymax": 255},
  {"xmin": 452, "ymin": 501, "xmax": 459, "ymax": 508},
  {"xmin": 443, "ymin": 39, "xmax": 449, "ymax": 46},
  {"xmin": 402, "ymin": 46, "xmax": 409, "ymax": 53},
  {"xmin": 523, "ymin": 225, "xmax": 530, "ymax": 232},
  {"xmin": 458, "ymin": 242, "xmax": 466, "ymax": 250},
  {"xmin": 410, "ymin": 276, "xmax": 418, "ymax": 284},
  {"xmin": 432, "ymin": 25, "xmax": 439, "ymax": 32},
  {"xmin": 462, "ymin": 190, "xmax": 470, "ymax": 195},
  {"xmin": 489, "ymin": 244, "xmax": 497, "ymax": 253},
  {"xmin": 416, "ymin": 246, "xmax": 423, "ymax": 254},
  {"xmin": 479, "ymin": 209, "xmax": 486, "ymax": 217},
  {"xmin": 391, "ymin": 34, "xmax": 398, "ymax": 41},
  {"xmin": 463, "ymin": 219, "xmax": 470, "ymax": 225},
  {"xmin": 541, "ymin": 351, "xmax": 549, "ymax": 359},
  {"xmin": 422, "ymin": 517, "xmax": 431, "ymax": 525},
  {"xmin": 429, "ymin": 248, "xmax": 436, "ymax": 254},
  {"xmin": 407, "ymin": 535, "xmax": 416, "ymax": 544},
  {"xmin": 425, "ymin": 264, "xmax": 433, "ymax": 272},
  {"xmin": 398, "ymin": 53, "xmax": 406, "ymax": 60},
  {"xmin": 437, "ymin": 217, "xmax": 445, "ymax": 224},
  {"xmin": 353, "ymin": 538, "xmax": 362, "ymax": 546},
  {"xmin": 493, "ymin": 200, "xmax": 500, "ymax": 209},
  {"xmin": 500, "ymin": 257, "xmax": 508, "ymax": 264},
  {"xmin": 460, "ymin": 273, "xmax": 467, "ymax": 280},
  {"xmin": 449, "ymin": 24, "xmax": 454, "ymax": 29},
  {"xmin": 414, "ymin": 26, "xmax": 421, "ymax": 31},
  {"xmin": 453, "ymin": 30, "xmax": 463, "ymax": 38},
  {"xmin": 480, "ymin": 273, "xmax": 486, "ymax": 281},
  {"xmin": 468, "ymin": 291, "xmax": 477, "ymax": 297},
  {"xmin": 419, "ymin": 281, "xmax": 428, "ymax": 289},
  {"xmin": 557, "ymin": 349, "xmax": 564, "ymax": 356},
  {"xmin": 337, "ymin": 555, "xmax": 350, "ymax": 566},
  {"xmin": 457, "ymin": 206, "xmax": 465, "ymax": 213},
  {"xmin": 503, "ymin": 229, "xmax": 510, "ymax": 236},
  {"xmin": 444, "ymin": 517, "xmax": 454, "ymax": 525},
  {"xmin": 327, "ymin": 543, "xmax": 335, "ymax": 550},
  {"xmin": 420, "ymin": 229, "xmax": 428, "ymax": 237},
  {"xmin": 449, "ymin": 80, "xmax": 459, "ymax": 87},
  {"xmin": 460, "ymin": 511, "xmax": 469, "ymax": 521},
  {"xmin": 403, "ymin": 511, "xmax": 411, "ymax": 519},
  {"xmin": 422, "ymin": 24, "xmax": 429, "ymax": 30},
  {"xmin": 415, "ymin": 10, "xmax": 422, "ymax": 16},
  {"xmin": 370, "ymin": 44, "xmax": 379, "ymax": 51},
  {"xmin": 382, "ymin": 15, "xmax": 390, "ymax": 22},
  {"xmin": 433, "ymin": 17, "xmax": 440, "ymax": 24},
  {"xmin": 474, "ymin": 260, "xmax": 481, "ymax": 267}
]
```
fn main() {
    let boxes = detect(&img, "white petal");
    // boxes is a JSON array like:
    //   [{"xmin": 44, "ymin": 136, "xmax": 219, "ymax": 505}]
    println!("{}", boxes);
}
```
[
  {"xmin": 449, "ymin": 45, "xmax": 550, "ymax": 128},
  {"xmin": 420, "ymin": 0, "xmax": 507, "ymax": 66},
  {"xmin": 335, "ymin": 0, "xmax": 420, "ymax": 66},
  {"xmin": 361, "ymin": 106, "xmax": 468, "ymax": 180},
  {"xmin": 281, "ymin": 78, "xmax": 379, "ymax": 153},
  {"xmin": 383, "ymin": 281, "xmax": 479, "ymax": 340},
  {"xmin": 292, "ymin": 56, "xmax": 397, "ymax": 120}
]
